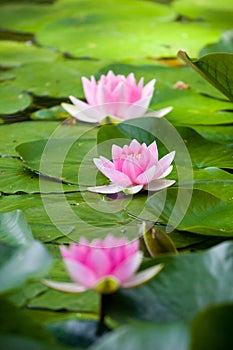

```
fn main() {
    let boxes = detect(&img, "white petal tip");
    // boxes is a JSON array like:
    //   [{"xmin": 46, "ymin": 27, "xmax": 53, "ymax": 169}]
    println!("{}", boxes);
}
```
[
  {"xmin": 122, "ymin": 264, "xmax": 164, "ymax": 288},
  {"xmin": 87, "ymin": 185, "xmax": 123, "ymax": 194},
  {"xmin": 42, "ymin": 279, "xmax": 86, "ymax": 293}
]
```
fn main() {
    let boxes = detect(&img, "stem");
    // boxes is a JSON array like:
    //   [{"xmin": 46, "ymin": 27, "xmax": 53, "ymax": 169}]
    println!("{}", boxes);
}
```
[{"xmin": 97, "ymin": 294, "xmax": 106, "ymax": 335}]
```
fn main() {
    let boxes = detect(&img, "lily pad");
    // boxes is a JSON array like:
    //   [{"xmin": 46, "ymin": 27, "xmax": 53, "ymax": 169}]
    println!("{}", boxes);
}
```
[
  {"xmin": 10, "ymin": 60, "xmax": 104, "ymax": 98},
  {"xmin": 178, "ymin": 51, "xmax": 233, "ymax": 102},
  {"xmin": 36, "ymin": 1, "xmax": 221, "ymax": 60},
  {"xmin": 147, "ymin": 188, "xmax": 233, "ymax": 236},
  {"xmin": 90, "ymin": 321, "xmax": 190, "ymax": 350},
  {"xmin": 0, "ymin": 210, "xmax": 52, "ymax": 294},
  {"xmin": 0, "ymin": 157, "xmax": 80, "ymax": 194},
  {"xmin": 173, "ymin": 0, "xmax": 233, "ymax": 30},
  {"xmin": 199, "ymin": 29, "xmax": 233, "ymax": 56},
  {"xmin": 104, "ymin": 241, "xmax": 233, "ymax": 322},
  {"xmin": 0, "ymin": 40, "xmax": 59, "ymax": 68},
  {"xmin": 0, "ymin": 84, "xmax": 32, "ymax": 115},
  {"xmin": 191, "ymin": 304, "xmax": 233, "ymax": 350},
  {"xmin": 0, "ymin": 120, "xmax": 96, "ymax": 157},
  {"xmin": 191, "ymin": 125, "xmax": 233, "ymax": 144}
]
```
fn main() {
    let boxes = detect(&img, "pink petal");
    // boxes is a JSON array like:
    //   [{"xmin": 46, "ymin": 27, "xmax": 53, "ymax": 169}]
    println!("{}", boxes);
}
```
[
  {"xmin": 103, "ymin": 235, "xmax": 128, "ymax": 248},
  {"xmin": 142, "ymin": 79, "xmax": 156, "ymax": 97},
  {"xmin": 112, "ymin": 82, "xmax": 128, "ymax": 103},
  {"xmin": 64, "ymin": 259, "xmax": 97, "ymax": 288},
  {"xmin": 94, "ymin": 157, "xmax": 115, "ymax": 171},
  {"xmin": 113, "ymin": 251, "xmax": 142, "ymax": 283},
  {"xmin": 122, "ymin": 264, "xmax": 163, "ymax": 288},
  {"xmin": 145, "ymin": 179, "xmax": 175, "ymax": 191},
  {"xmin": 43, "ymin": 279, "xmax": 87, "ymax": 293},
  {"xmin": 96, "ymin": 167, "xmax": 133, "ymax": 187},
  {"xmin": 156, "ymin": 151, "xmax": 175, "ymax": 177},
  {"xmin": 126, "ymin": 73, "xmax": 137, "ymax": 86},
  {"xmin": 82, "ymin": 76, "xmax": 96, "ymax": 105},
  {"xmin": 158, "ymin": 165, "xmax": 173, "ymax": 179},
  {"xmin": 87, "ymin": 184, "xmax": 123, "ymax": 194},
  {"xmin": 122, "ymin": 158, "xmax": 143, "ymax": 183},
  {"xmin": 87, "ymin": 248, "xmax": 112, "ymax": 277},
  {"xmin": 124, "ymin": 97, "xmax": 151, "ymax": 119},
  {"xmin": 135, "ymin": 165, "xmax": 157, "ymax": 185},
  {"xmin": 112, "ymin": 144, "xmax": 123, "ymax": 161},
  {"xmin": 60, "ymin": 244, "xmax": 89, "ymax": 264},
  {"xmin": 129, "ymin": 139, "xmax": 141, "ymax": 154},
  {"xmin": 148, "ymin": 141, "xmax": 158, "ymax": 163}
]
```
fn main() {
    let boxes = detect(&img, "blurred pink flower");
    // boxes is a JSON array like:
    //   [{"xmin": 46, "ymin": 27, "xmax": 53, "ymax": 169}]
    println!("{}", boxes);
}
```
[
  {"xmin": 88, "ymin": 139, "xmax": 175, "ymax": 194},
  {"xmin": 43, "ymin": 235, "xmax": 163, "ymax": 294},
  {"xmin": 62, "ymin": 70, "xmax": 172, "ymax": 123}
]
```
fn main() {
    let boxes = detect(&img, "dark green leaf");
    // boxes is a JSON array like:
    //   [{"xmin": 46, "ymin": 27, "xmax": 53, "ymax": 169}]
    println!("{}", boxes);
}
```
[
  {"xmin": 90, "ymin": 321, "xmax": 190, "ymax": 350},
  {"xmin": 47, "ymin": 319, "xmax": 110, "ymax": 348},
  {"xmin": 199, "ymin": 29, "xmax": 233, "ymax": 55},
  {"xmin": 0, "ymin": 210, "xmax": 33, "ymax": 246},
  {"xmin": 191, "ymin": 304, "xmax": 233, "ymax": 350},
  {"xmin": 104, "ymin": 242, "xmax": 233, "ymax": 322},
  {"xmin": 178, "ymin": 50, "xmax": 233, "ymax": 101}
]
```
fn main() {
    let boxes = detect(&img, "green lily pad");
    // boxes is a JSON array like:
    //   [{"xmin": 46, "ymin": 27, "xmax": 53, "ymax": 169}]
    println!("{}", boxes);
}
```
[
  {"xmin": 199, "ymin": 29, "xmax": 233, "ymax": 56},
  {"xmin": 28, "ymin": 288, "xmax": 98, "ymax": 313},
  {"xmin": 173, "ymin": 0, "xmax": 233, "ymax": 30},
  {"xmin": 0, "ymin": 210, "xmax": 52, "ymax": 294},
  {"xmin": 98, "ymin": 62, "xmax": 227, "ymax": 100},
  {"xmin": 10, "ymin": 59, "xmax": 104, "ymax": 98},
  {"xmin": 0, "ymin": 157, "xmax": 80, "ymax": 194},
  {"xmin": 0, "ymin": 336, "xmax": 71, "ymax": 350},
  {"xmin": 0, "ymin": 209, "xmax": 33, "ymax": 246},
  {"xmin": 0, "ymin": 84, "xmax": 32, "ymax": 114},
  {"xmin": 191, "ymin": 304, "xmax": 233, "ymax": 350},
  {"xmin": 104, "ymin": 241, "xmax": 233, "ymax": 322},
  {"xmin": 0, "ymin": 41, "xmax": 59, "ymax": 68},
  {"xmin": 182, "ymin": 167, "xmax": 233, "ymax": 202},
  {"xmin": 47, "ymin": 319, "xmax": 110, "ymax": 348},
  {"xmin": 31, "ymin": 105, "xmax": 69, "ymax": 121},
  {"xmin": 191, "ymin": 125, "xmax": 233, "ymax": 144},
  {"xmin": 0, "ymin": 2, "xmax": 57, "ymax": 32},
  {"xmin": 0, "ymin": 299, "xmax": 56, "ymax": 344},
  {"xmin": 15, "ymin": 123, "xmax": 102, "ymax": 186},
  {"xmin": 178, "ymin": 51, "xmax": 233, "ymax": 102},
  {"xmin": 147, "ymin": 188, "xmax": 233, "ymax": 236},
  {"xmin": 37, "ymin": 14, "xmax": 223, "ymax": 60},
  {"xmin": 0, "ymin": 194, "xmax": 76, "ymax": 242},
  {"xmin": 90, "ymin": 321, "xmax": 190, "ymax": 350}
]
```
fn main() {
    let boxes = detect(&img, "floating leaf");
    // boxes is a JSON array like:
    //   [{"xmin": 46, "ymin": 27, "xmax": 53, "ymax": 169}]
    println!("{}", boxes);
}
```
[
  {"xmin": 0, "ymin": 210, "xmax": 33, "ymax": 246},
  {"xmin": 104, "ymin": 241, "xmax": 233, "ymax": 323},
  {"xmin": 199, "ymin": 29, "xmax": 233, "ymax": 56},
  {"xmin": 178, "ymin": 50, "xmax": 233, "ymax": 102},
  {"xmin": 47, "ymin": 319, "xmax": 110, "ymax": 348},
  {"xmin": 0, "ymin": 157, "xmax": 80, "ymax": 194},
  {"xmin": 191, "ymin": 304, "xmax": 233, "ymax": 350},
  {"xmin": 0, "ymin": 84, "xmax": 32, "ymax": 115},
  {"xmin": 0, "ymin": 210, "xmax": 52, "ymax": 294},
  {"xmin": 90, "ymin": 321, "xmax": 190, "ymax": 350},
  {"xmin": 0, "ymin": 40, "xmax": 59, "ymax": 68}
]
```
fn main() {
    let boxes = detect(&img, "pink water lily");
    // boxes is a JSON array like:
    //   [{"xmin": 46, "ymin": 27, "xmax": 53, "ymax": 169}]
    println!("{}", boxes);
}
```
[
  {"xmin": 88, "ymin": 139, "xmax": 175, "ymax": 194},
  {"xmin": 62, "ymin": 70, "xmax": 172, "ymax": 123},
  {"xmin": 43, "ymin": 235, "xmax": 163, "ymax": 294}
]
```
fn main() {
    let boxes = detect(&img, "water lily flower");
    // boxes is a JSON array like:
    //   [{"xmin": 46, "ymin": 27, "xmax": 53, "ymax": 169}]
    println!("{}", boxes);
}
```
[
  {"xmin": 43, "ymin": 235, "xmax": 163, "ymax": 294},
  {"xmin": 88, "ymin": 139, "xmax": 175, "ymax": 195},
  {"xmin": 62, "ymin": 70, "xmax": 172, "ymax": 123}
]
